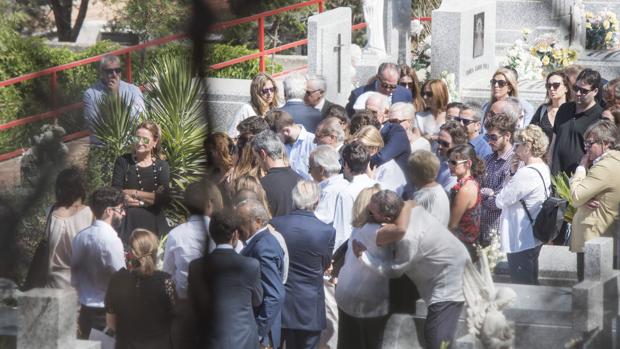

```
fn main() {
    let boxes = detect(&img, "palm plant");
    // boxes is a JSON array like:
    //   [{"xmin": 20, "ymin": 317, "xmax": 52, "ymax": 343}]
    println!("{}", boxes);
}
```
[{"xmin": 144, "ymin": 54, "xmax": 207, "ymax": 223}]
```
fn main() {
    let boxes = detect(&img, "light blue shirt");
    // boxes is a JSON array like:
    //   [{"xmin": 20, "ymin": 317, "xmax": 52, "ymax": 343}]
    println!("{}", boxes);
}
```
[
  {"xmin": 470, "ymin": 134, "xmax": 493, "ymax": 159},
  {"xmin": 83, "ymin": 79, "xmax": 145, "ymax": 143},
  {"xmin": 71, "ymin": 220, "xmax": 125, "ymax": 307},
  {"xmin": 315, "ymin": 174, "xmax": 349, "ymax": 224},
  {"xmin": 285, "ymin": 125, "xmax": 317, "ymax": 180}
]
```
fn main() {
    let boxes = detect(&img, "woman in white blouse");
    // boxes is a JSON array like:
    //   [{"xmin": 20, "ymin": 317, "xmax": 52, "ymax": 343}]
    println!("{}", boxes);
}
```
[
  {"xmin": 494, "ymin": 125, "xmax": 550, "ymax": 285},
  {"xmin": 228, "ymin": 73, "xmax": 282, "ymax": 137},
  {"xmin": 335, "ymin": 184, "xmax": 388, "ymax": 349}
]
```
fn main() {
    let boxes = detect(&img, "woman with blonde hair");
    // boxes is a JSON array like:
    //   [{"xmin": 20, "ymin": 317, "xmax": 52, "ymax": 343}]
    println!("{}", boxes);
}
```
[
  {"xmin": 112, "ymin": 121, "xmax": 170, "ymax": 241},
  {"xmin": 416, "ymin": 79, "xmax": 449, "ymax": 140},
  {"xmin": 233, "ymin": 174, "xmax": 272, "ymax": 218},
  {"xmin": 228, "ymin": 73, "xmax": 282, "ymax": 137},
  {"xmin": 335, "ymin": 184, "xmax": 391, "ymax": 349},
  {"xmin": 105, "ymin": 229, "xmax": 176, "ymax": 349},
  {"xmin": 352, "ymin": 125, "xmax": 407, "ymax": 196},
  {"xmin": 495, "ymin": 124, "xmax": 550, "ymax": 285},
  {"xmin": 481, "ymin": 67, "xmax": 534, "ymax": 127}
]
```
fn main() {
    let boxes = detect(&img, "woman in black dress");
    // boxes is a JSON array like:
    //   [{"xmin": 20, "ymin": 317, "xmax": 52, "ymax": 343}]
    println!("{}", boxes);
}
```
[
  {"xmin": 105, "ymin": 229, "xmax": 176, "ymax": 349},
  {"xmin": 112, "ymin": 121, "xmax": 170, "ymax": 242},
  {"xmin": 530, "ymin": 71, "xmax": 572, "ymax": 142}
]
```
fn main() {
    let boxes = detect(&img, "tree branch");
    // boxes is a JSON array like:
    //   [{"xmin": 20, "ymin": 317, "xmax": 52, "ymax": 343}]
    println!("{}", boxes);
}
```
[{"xmin": 70, "ymin": 0, "xmax": 90, "ymax": 41}]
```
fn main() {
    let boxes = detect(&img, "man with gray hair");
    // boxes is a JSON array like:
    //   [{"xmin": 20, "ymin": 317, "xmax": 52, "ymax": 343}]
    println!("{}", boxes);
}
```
[
  {"xmin": 305, "ymin": 74, "xmax": 337, "ymax": 118},
  {"xmin": 280, "ymin": 73, "xmax": 323, "ymax": 133},
  {"xmin": 314, "ymin": 118, "xmax": 345, "ymax": 151},
  {"xmin": 83, "ymin": 54, "xmax": 144, "ymax": 143},
  {"xmin": 252, "ymin": 130, "xmax": 302, "ymax": 217},
  {"xmin": 271, "ymin": 181, "xmax": 336, "ymax": 349},
  {"xmin": 309, "ymin": 145, "xmax": 347, "ymax": 224},
  {"xmin": 345, "ymin": 62, "xmax": 413, "ymax": 117},
  {"xmin": 485, "ymin": 96, "xmax": 532, "ymax": 131},
  {"xmin": 237, "ymin": 199, "xmax": 287, "ymax": 349},
  {"xmin": 456, "ymin": 105, "xmax": 492, "ymax": 158}
]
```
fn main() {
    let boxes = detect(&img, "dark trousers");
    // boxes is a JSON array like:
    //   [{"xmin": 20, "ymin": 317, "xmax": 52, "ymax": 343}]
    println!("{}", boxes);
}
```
[
  {"xmin": 389, "ymin": 276, "xmax": 419, "ymax": 314},
  {"xmin": 282, "ymin": 328, "xmax": 321, "ymax": 349},
  {"xmin": 77, "ymin": 305, "xmax": 106, "ymax": 339},
  {"xmin": 171, "ymin": 299, "xmax": 194, "ymax": 349},
  {"xmin": 506, "ymin": 244, "xmax": 543, "ymax": 285},
  {"xmin": 337, "ymin": 308, "xmax": 388, "ymax": 349},
  {"xmin": 424, "ymin": 301, "xmax": 464, "ymax": 349}
]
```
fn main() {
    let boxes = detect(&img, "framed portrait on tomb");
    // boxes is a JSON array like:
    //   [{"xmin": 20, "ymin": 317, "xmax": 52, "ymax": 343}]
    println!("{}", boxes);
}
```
[{"xmin": 473, "ymin": 12, "xmax": 484, "ymax": 58}]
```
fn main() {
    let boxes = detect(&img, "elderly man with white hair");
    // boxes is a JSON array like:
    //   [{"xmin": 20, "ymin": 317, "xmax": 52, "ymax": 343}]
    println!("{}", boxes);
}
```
[
  {"xmin": 271, "ymin": 181, "xmax": 336, "ymax": 349},
  {"xmin": 314, "ymin": 118, "xmax": 346, "ymax": 151},
  {"xmin": 389, "ymin": 102, "xmax": 431, "ymax": 152},
  {"xmin": 305, "ymin": 74, "xmax": 337, "ymax": 118},
  {"xmin": 310, "ymin": 145, "xmax": 347, "ymax": 224},
  {"xmin": 280, "ymin": 73, "xmax": 323, "ymax": 132}
]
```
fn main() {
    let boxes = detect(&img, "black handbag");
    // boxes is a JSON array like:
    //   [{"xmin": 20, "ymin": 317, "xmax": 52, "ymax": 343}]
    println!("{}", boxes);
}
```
[
  {"xmin": 520, "ymin": 168, "xmax": 567, "ymax": 243},
  {"xmin": 23, "ymin": 205, "xmax": 54, "ymax": 290}
]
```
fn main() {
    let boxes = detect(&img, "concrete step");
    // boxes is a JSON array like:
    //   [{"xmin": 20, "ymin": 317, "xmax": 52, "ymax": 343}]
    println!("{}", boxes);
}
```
[
  {"xmin": 583, "ymin": 0, "xmax": 620, "ymax": 15},
  {"xmin": 577, "ymin": 49, "xmax": 620, "ymax": 80},
  {"xmin": 496, "ymin": 0, "xmax": 560, "ymax": 30}
]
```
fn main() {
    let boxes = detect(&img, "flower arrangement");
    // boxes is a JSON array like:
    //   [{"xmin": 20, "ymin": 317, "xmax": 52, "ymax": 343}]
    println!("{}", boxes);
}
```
[
  {"xmin": 440, "ymin": 70, "xmax": 459, "ymax": 102},
  {"xmin": 501, "ymin": 29, "xmax": 544, "ymax": 80},
  {"xmin": 502, "ymin": 29, "xmax": 578, "ymax": 79},
  {"xmin": 529, "ymin": 33, "xmax": 578, "ymax": 74},
  {"xmin": 585, "ymin": 10, "xmax": 620, "ymax": 50}
]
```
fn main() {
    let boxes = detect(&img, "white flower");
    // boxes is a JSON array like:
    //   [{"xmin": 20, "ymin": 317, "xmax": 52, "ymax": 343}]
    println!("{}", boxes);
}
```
[
  {"xmin": 424, "ymin": 48, "xmax": 431, "ymax": 57},
  {"xmin": 410, "ymin": 19, "xmax": 423, "ymax": 37}
]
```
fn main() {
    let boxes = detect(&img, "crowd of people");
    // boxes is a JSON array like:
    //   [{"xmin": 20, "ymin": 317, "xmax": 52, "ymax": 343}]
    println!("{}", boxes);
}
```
[{"xmin": 37, "ymin": 54, "xmax": 620, "ymax": 349}]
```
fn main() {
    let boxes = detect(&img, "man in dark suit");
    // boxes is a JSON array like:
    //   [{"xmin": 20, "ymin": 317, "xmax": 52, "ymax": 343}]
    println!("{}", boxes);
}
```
[
  {"xmin": 270, "ymin": 181, "xmax": 335, "ymax": 349},
  {"xmin": 304, "ymin": 74, "xmax": 338, "ymax": 119},
  {"xmin": 345, "ymin": 62, "xmax": 412, "ymax": 117},
  {"xmin": 187, "ymin": 210, "xmax": 263, "ymax": 349},
  {"xmin": 237, "ymin": 199, "xmax": 287, "ymax": 349},
  {"xmin": 280, "ymin": 74, "xmax": 323, "ymax": 132}
]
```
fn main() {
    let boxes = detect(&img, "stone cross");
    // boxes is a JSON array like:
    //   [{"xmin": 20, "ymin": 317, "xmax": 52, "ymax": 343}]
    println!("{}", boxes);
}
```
[{"xmin": 308, "ymin": 7, "xmax": 352, "ymax": 106}]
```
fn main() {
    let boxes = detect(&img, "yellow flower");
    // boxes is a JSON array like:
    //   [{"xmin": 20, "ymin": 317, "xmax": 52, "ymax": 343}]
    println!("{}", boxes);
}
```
[
  {"xmin": 530, "ymin": 47, "xmax": 538, "ymax": 55},
  {"xmin": 586, "ymin": 22, "xmax": 592, "ymax": 30},
  {"xmin": 552, "ymin": 49, "xmax": 562, "ymax": 60},
  {"xmin": 541, "ymin": 55, "xmax": 550, "ymax": 66},
  {"xmin": 606, "ymin": 31, "xmax": 613, "ymax": 42},
  {"xmin": 604, "ymin": 20, "xmax": 610, "ymax": 30},
  {"xmin": 586, "ymin": 11, "xmax": 594, "ymax": 20}
]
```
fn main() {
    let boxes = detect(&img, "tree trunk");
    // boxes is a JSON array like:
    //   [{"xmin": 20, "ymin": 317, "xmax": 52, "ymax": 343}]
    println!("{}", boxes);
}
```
[{"xmin": 49, "ymin": 0, "xmax": 90, "ymax": 42}]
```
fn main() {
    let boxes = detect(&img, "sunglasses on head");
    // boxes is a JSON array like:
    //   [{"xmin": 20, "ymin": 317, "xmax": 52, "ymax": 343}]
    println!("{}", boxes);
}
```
[
  {"xmin": 103, "ymin": 68, "xmax": 122, "ymax": 75},
  {"xmin": 454, "ymin": 117, "xmax": 476, "ymax": 126},
  {"xmin": 421, "ymin": 91, "xmax": 433, "ymax": 98},
  {"xmin": 490, "ymin": 79, "xmax": 509, "ymax": 88},
  {"xmin": 380, "ymin": 81, "xmax": 397, "ymax": 90},
  {"xmin": 484, "ymin": 133, "xmax": 501, "ymax": 142},
  {"xmin": 546, "ymin": 82, "xmax": 563, "ymax": 90},
  {"xmin": 261, "ymin": 87, "xmax": 275, "ymax": 95},
  {"xmin": 572, "ymin": 85, "xmax": 593, "ymax": 95}
]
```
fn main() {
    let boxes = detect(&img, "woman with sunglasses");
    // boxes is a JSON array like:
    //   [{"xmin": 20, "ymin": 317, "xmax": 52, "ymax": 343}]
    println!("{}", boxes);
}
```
[
  {"xmin": 398, "ymin": 64, "xmax": 425, "ymax": 113},
  {"xmin": 494, "ymin": 125, "xmax": 550, "ymax": 285},
  {"xmin": 228, "ymin": 73, "xmax": 282, "ymax": 138},
  {"xmin": 481, "ymin": 68, "xmax": 521, "ymax": 125},
  {"xmin": 416, "ymin": 79, "xmax": 449, "ymax": 141},
  {"xmin": 531, "ymin": 71, "xmax": 572, "ymax": 141},
  {"xmin": 112, "ymin": 121, "xmax": 170, "ymax": 242},
  {"xmin": 447, "ymin": 144, "xmax": 484, "ymax": 261}
]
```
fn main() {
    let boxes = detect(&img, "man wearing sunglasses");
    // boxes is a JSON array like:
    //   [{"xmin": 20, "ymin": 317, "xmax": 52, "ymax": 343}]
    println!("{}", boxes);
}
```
[
  {"xmin": 305, "ymin": 74, "xmax": 337, "ymax": 119},
  {"xmin": 459, "ymin": 105, "xmax": 492, "ymax": 159},
  {"xmin": 550, "ymin": 68, "xmax": 604, "ymax": 175},
  {"xmin": 84, "ymin": 54, "xmax": 145, "ymax": 143},
  {"xmin": 345, "ymin": 62, "xmax": 413, "ymax": 117}
]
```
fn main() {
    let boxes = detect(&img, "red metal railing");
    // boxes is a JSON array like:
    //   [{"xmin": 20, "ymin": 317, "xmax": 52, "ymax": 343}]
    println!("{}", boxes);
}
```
[{"xmin": 0, "ymin": 0, "xmax": 430, "ymax": 162}]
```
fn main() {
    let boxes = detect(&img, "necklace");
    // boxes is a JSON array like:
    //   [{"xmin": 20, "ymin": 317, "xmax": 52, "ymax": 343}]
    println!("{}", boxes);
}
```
[{"xmin": 133, "ymin": 154, "xmax": 158, "ymax": 192}]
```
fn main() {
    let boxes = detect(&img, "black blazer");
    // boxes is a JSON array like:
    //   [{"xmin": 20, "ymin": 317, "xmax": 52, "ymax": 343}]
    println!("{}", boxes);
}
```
[
  {"xmin": 188, "ymin": 249, "xmax": 263, "ymax": 349},
  {"xmin": 344, "ymin": 82, "xmax": 413, "ymax": 117},
  {"xmin": 319, "ymin": 99, "xmax": 337, "ymax": 118},
  {"xmin": 270, "ymin": 210, "xmax": 335, "ymax": 331}
]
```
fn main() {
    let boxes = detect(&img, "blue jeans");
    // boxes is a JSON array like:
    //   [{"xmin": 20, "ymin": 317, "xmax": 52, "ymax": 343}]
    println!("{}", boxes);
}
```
[{"xmin": 507, "ymin": 244, "xmax": 543, "ymax": 285}]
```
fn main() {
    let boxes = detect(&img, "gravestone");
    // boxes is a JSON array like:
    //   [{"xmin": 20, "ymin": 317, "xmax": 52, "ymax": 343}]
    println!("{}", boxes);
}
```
[
  {"xmin": 431, "ymin": 0, "xmax": 497, "ymax": 96},
  {"xmin": 385, "ymin": 0, "xmax": 412, "ymax": 65},
  {"xmin": 17, "ymin": 288, "xmax": 100, "ymax": 349},
  {"xmin": 308, "ymin": 7, "xmax": 352, "ymax": 106}
]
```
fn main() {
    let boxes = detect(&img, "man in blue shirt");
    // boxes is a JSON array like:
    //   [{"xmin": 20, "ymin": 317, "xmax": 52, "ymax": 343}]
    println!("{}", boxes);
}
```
[
  {"xmin": 83, "ymin": 54, "xmax": 144, "ymax": 144},
  {"xmin": 458, "ymin": 105, "xmax": 492, "ymax": 159}
]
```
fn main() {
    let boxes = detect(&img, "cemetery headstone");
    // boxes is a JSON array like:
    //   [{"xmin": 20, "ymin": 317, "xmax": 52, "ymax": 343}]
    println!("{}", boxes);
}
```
[
  {"xmin": 431, "ymin": 0, "xmax": 497, "ymax": 96},
  {"xmin": 384, "ymin": 0, "xmax": 412, "ymax": 65},
  {"xmin": 308, "ymin": 7, "xmax": 353, "ymax": 106}
]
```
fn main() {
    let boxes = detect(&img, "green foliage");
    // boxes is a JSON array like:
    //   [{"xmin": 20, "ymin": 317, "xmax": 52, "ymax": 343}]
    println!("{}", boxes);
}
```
[
  {"xmin": 205, "ymin": 43, "xmax": 282, "ymax": 79},
  {"xmin": 144, "ymin": 54, "xmax": 207, "ymax": 223},
  {"xmin": 91, "ymin": 93, "xmax": 138, "ymax": 159},
  {"xmin": 551, "ymin": 172, "xmax": 576, "ymax": 222},
  {"xmin": 109, "ymin": 0, "xmax": 191, "ymax": 41}
]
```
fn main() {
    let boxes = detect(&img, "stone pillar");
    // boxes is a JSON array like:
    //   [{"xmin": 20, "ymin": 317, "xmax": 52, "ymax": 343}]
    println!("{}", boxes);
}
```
[
  {"xmin": 308, "ymin": 7, "xmax": 353, "ymax": 106},
  {"xmin": 431, "ymin": 0, "xmax": 496, "ymax": 96},
  {"xmin": 17, "ymin": 288, "xmax": 100, "ymax": 349},
  {"xmin": 385, "ymin": 0, "xmax": 412, "ymax": 65}
]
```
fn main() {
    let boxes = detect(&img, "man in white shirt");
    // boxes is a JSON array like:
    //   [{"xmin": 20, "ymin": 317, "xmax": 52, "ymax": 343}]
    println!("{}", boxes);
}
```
[
  {"xmin": 333, "ymin": 142, "xmax": 378, "ymax": 250},
  {"xmin": 352, "ymin": 194, "xmax": 470, "ymax": 349},
  {"xmin": 310, "ymin": 145, "xmax": 347, "ymax": 225},
  {"xmin": 71, "ymin": 186, "xmax": 126, "ymax": 339},
  {"xmin": 273, "ymin": 110, "xmax": 317, "ymax": 180}
]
